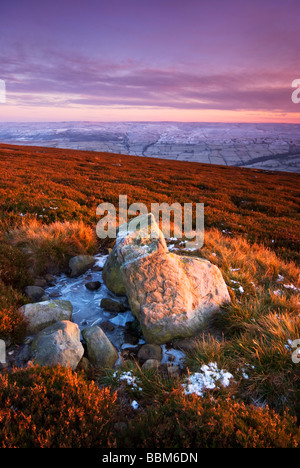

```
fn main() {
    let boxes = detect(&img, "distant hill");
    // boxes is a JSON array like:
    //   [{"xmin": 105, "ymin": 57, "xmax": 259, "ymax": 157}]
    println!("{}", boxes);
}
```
[{"xmin": 0, "ymin": 121, "xmax": 299, "ymax": 172}]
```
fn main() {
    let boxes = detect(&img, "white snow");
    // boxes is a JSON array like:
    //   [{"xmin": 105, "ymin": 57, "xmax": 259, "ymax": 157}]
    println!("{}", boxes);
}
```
[
  {"xmin": 131, "ymin": 400, "xmax": 139, "ymax": 410},
  {"xmin": 283, "ymin": 284, "xmax": 299, "ymax": 291},
  {"xmin": 161, "ymin": 345, "xmax": 186, "ymax": 368},
  {"xmin": 116, "ymin": 371, "xmax": 143, "ymax": 391},
  {"xmin": 182, "ymin": 362, "xmax": 234, "ymax": 397}
]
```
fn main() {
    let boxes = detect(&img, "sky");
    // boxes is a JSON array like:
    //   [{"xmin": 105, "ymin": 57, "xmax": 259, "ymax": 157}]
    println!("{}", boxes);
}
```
[{"xmin": 0, "ymin": 0, "xmax": 300, "ymax": 123}]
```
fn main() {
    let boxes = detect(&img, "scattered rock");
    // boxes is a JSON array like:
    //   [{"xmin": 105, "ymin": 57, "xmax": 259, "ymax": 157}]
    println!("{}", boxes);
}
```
[
  {"xmin": 44, "ymin": 274, "xmax": 56, "ymax": 285},
  {"xmin": 85, "ymin": 281, "xmax": 101, "ymax": 291},
  {"xmin": 101, "ymin": 321, "xmax": 115, "ymax": 332},
  {"xmin": 31, "ymin": 321, "xmax": 84, "ymax": 370},
  {"xmin": 123, "ymin": 332, "xmax": 139, "ymax": 346},
  {"xmin": 82, "ymin": 325, "xmax": 119, "ymax": 368},
  {"xmin": 24, "ymin": 286, "xmax": 46, "ymax": 303},
  {"xmin": 33, "ymin": 278, "xmax": 47, "ymax": 288},
  {"xmin": 77, "ymin": 356, "xmax": 91, "ymax": 372},
  {"xmin": 100, "ymin": 298, "xmax": 126, "ymax": 313},
  {"xmin": 19, "ymin": 300, "xmax": 73, "ymax": 335},
  {"xmin": 137, "ymin": 344, "xmax": 162, "ymax": 362},
  {"xmin": 49, "ymin": 291, "xmax": 61, "ymax": 298},
  {"xmin": 142, "ymin": 359, "xmax": 160, "ymax": 370},
  {"xmin": 69, "ymin": 255, "xmax": 95, "ymax": 277},
  {"xmin": 40, "ymin": 294, "xmax": 50, "ymax": 302}
]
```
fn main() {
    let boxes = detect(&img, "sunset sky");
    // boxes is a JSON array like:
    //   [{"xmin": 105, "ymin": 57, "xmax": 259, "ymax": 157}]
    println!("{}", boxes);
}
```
[{"xmin": 1, "ymin": 0, "xmax": 300, "ymax": 123}]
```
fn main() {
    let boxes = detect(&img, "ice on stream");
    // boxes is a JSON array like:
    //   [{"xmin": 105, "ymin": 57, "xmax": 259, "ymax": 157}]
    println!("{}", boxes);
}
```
[{"xmin": 45, "ymin": 254, "xmax": 135, "ymax": 350}]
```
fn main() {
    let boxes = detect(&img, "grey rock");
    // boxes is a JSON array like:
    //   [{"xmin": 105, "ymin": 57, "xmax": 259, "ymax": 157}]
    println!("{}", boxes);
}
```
[
  {"xmin": 85, "ymin": 281, "xmax": 101, "ymax": 291},
  {"xmin": 82, "ymin": 325, "xmax": 119, "ymax": 368},
  {"xmin": 137, "ymin": 344, "xmax": 162, "ymax": 362},
  {"xmin": 24, "ymin": 286, "xmax": 45, "ymax": 303},
  {"xmin": 31, "ymin": 321, "xmax": 84, "ymax": 370},
  {"xmin": 19, "ymin": 300, "xmax": 73, "ymax": 335},
  {"xmin": 100, "ymin": 298, "xmax": 126, "ymax": 313},
  {"xmin": 69, "ymin": 255, "xmax": 95, "ymax": 277}
]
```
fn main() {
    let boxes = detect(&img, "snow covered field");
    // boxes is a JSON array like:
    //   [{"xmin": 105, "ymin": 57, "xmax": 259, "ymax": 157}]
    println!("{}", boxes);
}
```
[{"xmin": 0, "ymin": 121, "xmax": 299, "ymax": 172}]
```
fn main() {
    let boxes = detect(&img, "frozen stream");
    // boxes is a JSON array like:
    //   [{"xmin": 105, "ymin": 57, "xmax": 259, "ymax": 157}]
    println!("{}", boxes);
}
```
[
  {"xmin": 45, "ymin": 253, "xmax": 186, "ymax": 366},
  {"xmin": 45, "ymin": 254, "xmax": 136, "ymax": 351}
]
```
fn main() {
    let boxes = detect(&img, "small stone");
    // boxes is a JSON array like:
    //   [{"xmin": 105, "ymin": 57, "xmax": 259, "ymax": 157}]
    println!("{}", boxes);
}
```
[
  {"xmin": 137, "ymin": 344, "xmax": 162, "ymax": 363},
  {"xmin": 19, "ymin": 300, "xmax": 73, "ymax": 335},
  {"xmin": 85, "ymin": 281, "xmax": 101, "ymax": 291},
  {"xmin": 49, "ymin": 291, "xmax": 61, "ymax": 298},
  {"xmin": 45, "ymin": 274, "xmax": 55, "ymax": 285},
  {"xmin": 82, "ymin": 325, "xmax": 118, "ymax": 368},
  {"xmin": 31, "ymin": 321, "xmax": 84, "ymax": 370},
  {"xmin": 24, "ymin": 286, "xmax": 45, "ymax": 303},
  {"xmin": 76, "ymin": 356, "xmax": 91, "ymax": 372},
  {"xmin": 101, "ymin": 321, "xmax": 115, "ymax": 332},
  {"xmin": 69, "ymin": 255, "xmax": 95, "ymax": 277},
  {"xmin": 34, "ymin": 278, "xmax": 47, "ymax": 288},
  {"xmin": 123, "ymin": 333, "xmax": 139, "ymax": 346},
  {"xmin": 100, "ymin": 298, "xmax": 126, "ymax": 313}
]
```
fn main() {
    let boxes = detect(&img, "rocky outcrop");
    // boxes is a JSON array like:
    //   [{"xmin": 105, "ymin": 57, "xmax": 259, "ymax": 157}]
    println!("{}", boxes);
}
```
[
  {"xmin": 69, "ymin": 255, "xmax": 95, "ymax": 277},
  {"xmin": 31, "ymin": 320, "xmax": 84, "ymax": 370},
  {"xmin": 82, "ymin": 325, "xmax": 119, "ymax": 368},
  {"xmin": 19, "ymin": 300, "xmax": 73, "ymax": 335},
  {"xmin": 103, "ymin": 213, "xmax": 230, "ymax": 344}
]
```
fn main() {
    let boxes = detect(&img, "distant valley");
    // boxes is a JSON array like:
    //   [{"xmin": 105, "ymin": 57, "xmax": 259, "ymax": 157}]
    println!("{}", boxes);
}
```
[{"xmin": 0, "ymin": 121, "xmax": 299, "ymax": 172}]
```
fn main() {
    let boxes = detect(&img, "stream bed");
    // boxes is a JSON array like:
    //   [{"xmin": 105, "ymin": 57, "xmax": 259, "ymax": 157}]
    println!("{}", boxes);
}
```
[{"xmin": 45, "ymin": 253, "xmax": 186, "ymax": 367}]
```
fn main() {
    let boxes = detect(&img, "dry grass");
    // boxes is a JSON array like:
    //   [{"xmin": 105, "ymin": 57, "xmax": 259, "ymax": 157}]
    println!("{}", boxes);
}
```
[
  {"xmin": 8, "ymin": 219, "xmax": 98, "ymax": 276},
  {"xmin": 0, "ymin": 143, "xmax": 299, "ymax": 445}
]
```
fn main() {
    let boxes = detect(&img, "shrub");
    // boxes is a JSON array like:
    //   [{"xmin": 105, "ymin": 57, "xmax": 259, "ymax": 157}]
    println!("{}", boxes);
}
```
[
  {"xmin": 0, "ymin": 280, "xmax": 27, "ymax": 343},
  {"xmin": 0, "ymin": 366, "xmax": 118, "ymax": 448},
  {"xmin": 8, "ymin": 220, "xmax": 98, "ymax": 275},
  {"xmin": 0, "ymin": 238, "xmax": 31, "ymax": 290},
  {"xmin": 0, "ymin": 306, "xmax": 27, "ymax": 344},
  {"xmin": 118, "ymin": 390, "xmax": 300, "ymax": 448}
]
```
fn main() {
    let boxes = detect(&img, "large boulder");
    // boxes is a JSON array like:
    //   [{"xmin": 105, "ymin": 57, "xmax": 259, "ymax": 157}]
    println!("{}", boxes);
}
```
[
  {"xmin": 103, "ymin": 213, "xmax": 230, "ymax": 344},
  {"xmin": 19, "ymin": 300, "xmax": 73, "ymax": 335},
  {"xmin": 82, "ymin": 325, "xmax": 119, "ymax": 368},
  {"xmin": 123, "ymin": 253, "xmax": 231, "ymax": 343},
  {"xmin": 31, "ymin": 320, "xmax": 84, "ymax": 370},
  {"xmin": 69, "ymin": 255, "xmax": 95, "ymax": 277}
]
